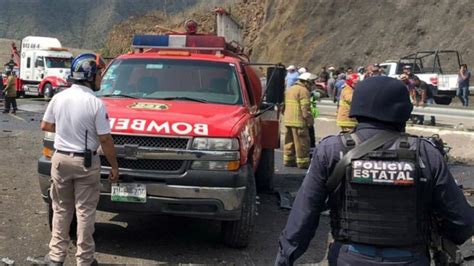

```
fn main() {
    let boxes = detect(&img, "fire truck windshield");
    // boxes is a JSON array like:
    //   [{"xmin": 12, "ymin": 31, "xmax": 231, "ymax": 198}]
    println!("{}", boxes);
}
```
[
  {"xmin": 45, "ymin": 57, "xmax": 72, "ymax": 68},
  {"xmin": 98, "ymin": 58, "xmax": 242, "ymax": 105}
]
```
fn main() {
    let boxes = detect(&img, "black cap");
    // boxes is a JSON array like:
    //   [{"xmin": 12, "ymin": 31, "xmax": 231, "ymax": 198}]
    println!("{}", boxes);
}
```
[{"xmin": 349, "ymin": 76, "xmax": 413, "ymax": 123}]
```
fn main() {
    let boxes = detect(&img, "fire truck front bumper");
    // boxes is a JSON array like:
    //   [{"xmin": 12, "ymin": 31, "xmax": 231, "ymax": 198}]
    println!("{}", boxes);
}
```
[
  {"xmin": 96, "ymin": 181, "xmax": 245, "ymax": 220},
  {"xmin": 37, "ymin": 155, "xmax": 247, "ymax": 221}
]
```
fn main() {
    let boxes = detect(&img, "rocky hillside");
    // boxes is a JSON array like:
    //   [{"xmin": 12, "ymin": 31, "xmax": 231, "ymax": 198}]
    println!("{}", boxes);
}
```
[
  {"xmin": 0, "ymin": 0, "xmax": 200, "ymax": 49},
  {"xmin": 100, "ymin": 0, "xmax": 260, "ymax": 57},
  {"xmin": 251, "ymin": 0, "xmax": 474, "ymax": 72},
  {"xmin": 103, "ymin": 0, "xmax": 474, "ymax": 72}
]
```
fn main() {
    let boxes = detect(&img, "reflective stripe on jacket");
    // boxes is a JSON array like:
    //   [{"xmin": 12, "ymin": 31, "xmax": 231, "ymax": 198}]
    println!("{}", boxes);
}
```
[{"xmin": 284, "ymin": 81, "xmax": 313, "ymax": 128}]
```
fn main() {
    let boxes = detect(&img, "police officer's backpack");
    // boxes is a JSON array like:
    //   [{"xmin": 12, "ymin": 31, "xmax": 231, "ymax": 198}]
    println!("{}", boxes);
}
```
[{"xmin": 326, "ymin": 131, "xmax": 431, "ymax": 247}]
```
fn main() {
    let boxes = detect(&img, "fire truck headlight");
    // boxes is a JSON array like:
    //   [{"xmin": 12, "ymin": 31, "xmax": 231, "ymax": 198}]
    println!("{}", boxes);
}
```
[
  {"xmin": 43, "ymin": 147, "xmax": 54, "ymax": 158},
  {"xmin": 191, "ymin": 160, "xmax": 240, "ymax": 171},
  {"xmin": 192, "ymin": 138, "xmax": 239, "ymax": 151}
]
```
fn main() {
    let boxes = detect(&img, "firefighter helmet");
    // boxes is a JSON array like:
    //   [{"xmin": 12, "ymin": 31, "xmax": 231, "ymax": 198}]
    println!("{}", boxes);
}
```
[{"xmin": 298, "ymin": 72, "xmax": 318, "ymax": 81}]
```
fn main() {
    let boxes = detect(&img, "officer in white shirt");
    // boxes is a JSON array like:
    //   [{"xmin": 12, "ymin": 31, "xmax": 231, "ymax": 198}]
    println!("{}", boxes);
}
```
[{"xmin": 40, "ymin": 53, "xmax": 119, "ymax": 266}]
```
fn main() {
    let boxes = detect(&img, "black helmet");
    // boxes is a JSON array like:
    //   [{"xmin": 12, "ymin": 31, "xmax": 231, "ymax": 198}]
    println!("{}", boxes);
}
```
[
  {"xmin": 349, "ymin": 76, "xmax": 413, "ymax": 123},
  {"xmin": 69, "ymin": 53, "xmax": 105, "ymax": 82}
]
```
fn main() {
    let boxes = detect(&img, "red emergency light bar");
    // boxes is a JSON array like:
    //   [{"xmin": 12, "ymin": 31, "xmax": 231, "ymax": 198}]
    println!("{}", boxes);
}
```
[{"xmin": 132, "ymin": 34, "xmax": 226, "ymax": 51}]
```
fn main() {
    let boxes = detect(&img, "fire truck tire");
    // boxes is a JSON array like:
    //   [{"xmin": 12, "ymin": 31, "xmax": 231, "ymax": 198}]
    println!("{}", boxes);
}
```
[
  {"xmin": 43, "ymin": 83, "xmax": 54, "ymax": 99},
  {"xmin": 48, "ymin": 201, "xmax": 77, "ymax": 239},
  {"xmin": 255, "ymin": 149, "xmax": 274, "ymax": 192},
  {"xmin": 221, "ymin": 165, "xmax": 256, "ymax": 248}
]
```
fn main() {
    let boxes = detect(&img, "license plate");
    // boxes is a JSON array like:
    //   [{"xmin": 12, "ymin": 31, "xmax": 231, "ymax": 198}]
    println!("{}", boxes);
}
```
[{"xmin": 111, "ymin": 183, "xmax": 146, "ymax": 203}]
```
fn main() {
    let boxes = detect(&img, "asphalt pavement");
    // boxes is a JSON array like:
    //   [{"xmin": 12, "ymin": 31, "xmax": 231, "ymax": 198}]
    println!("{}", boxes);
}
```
[
  {"xmin": 0, "ymin": 97, "xmax": 472, "ymax": 265},
  {"xmin": 0, "ymin": 98, "xmax": 331, "ymax": 265}
]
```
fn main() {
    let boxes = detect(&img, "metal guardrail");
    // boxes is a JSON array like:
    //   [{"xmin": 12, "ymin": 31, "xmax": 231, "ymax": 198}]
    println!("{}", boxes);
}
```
[{"xmin": 318, "ymin": 100, "xmax": 474, "ymax": 123}]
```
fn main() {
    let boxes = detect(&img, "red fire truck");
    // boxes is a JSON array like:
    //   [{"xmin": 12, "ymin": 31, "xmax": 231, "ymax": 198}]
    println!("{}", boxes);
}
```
[{"xmin": 38, "ymin": 17, "xmax": 285, "ymax": 247}]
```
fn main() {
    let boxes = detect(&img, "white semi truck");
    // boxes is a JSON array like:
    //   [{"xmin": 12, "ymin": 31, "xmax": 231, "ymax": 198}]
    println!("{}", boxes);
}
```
[{"xmin": 15, "ymin": 36, "xmax": 73, "ymax": 98}]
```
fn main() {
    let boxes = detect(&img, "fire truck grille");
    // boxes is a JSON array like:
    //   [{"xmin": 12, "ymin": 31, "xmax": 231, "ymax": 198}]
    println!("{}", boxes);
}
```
[
  {"xmin": 100, "ymin": 156, "xmax": 184, "ymax": 172},
  {"xmin": 112, "ymin": 135, "xmax": 189, "ymax": 149}
]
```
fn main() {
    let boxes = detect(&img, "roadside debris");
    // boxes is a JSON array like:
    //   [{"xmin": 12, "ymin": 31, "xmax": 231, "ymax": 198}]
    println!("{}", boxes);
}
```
[
  {"xmin": 1, "ymin": 257, "xmax": 14, "ymax": 265},
  {"xmin": 26, "ymin": 256, "xmax": 44, "ymax": 264},
  {"xmin": 278, "ymin": 191, "xmax": 297, "ymax": 210}
]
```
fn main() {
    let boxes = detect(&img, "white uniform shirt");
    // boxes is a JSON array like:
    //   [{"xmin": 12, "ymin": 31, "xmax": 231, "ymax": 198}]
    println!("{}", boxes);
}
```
[{"xmin": 42, "ymin": 84, "xmax": 111, "ymax": 152}]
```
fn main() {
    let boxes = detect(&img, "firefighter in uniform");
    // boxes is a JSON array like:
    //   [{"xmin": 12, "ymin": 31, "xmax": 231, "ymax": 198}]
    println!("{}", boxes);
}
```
[
  {"xmin": 283, "ymin": 72, "xmax": 317, "ymax": 168},
  {"xmin": 275, "ymin": 76, "xmax": 474, "ymax": 265},
  {"xmin": 336, "ymin": 73, "xmax": 360, "ymax": 132}
]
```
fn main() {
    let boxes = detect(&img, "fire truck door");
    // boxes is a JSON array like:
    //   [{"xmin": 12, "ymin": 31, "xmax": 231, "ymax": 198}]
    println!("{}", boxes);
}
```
[
  {"xmin": 35, "ymin": 56, "xmax": 45, "ymax": 80},
  {"xmin": 22, "ymin": 53, "xmax": 33, "ymax": 81}
]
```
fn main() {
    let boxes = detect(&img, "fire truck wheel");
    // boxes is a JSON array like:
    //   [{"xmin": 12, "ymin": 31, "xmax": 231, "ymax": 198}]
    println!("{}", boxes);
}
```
[
  {"xmin": 47, "ymin": 201, "xmax": 77, "ymax": 239},
  {"xmin": 255, "ymin": 149, "xmax": 275, "ymax": 192},
  {"xmin": 43, "ymin": 83, "xmax": 54, "ymax": 99},
  {"xmin": 221, "ymin": 164, "xmax": 256, "ymax": 248}
]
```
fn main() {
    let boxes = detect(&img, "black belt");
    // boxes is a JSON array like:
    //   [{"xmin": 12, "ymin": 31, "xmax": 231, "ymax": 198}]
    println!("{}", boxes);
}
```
[{"xmin": 56, "ymin": 150, "xmax": 97, "ymax": 157}]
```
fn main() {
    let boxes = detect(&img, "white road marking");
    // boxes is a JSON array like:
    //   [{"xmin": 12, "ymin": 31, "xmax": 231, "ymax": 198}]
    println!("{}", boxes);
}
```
[{"xmin": 9, "ymin": 113, "xmax": 26, "ymax": 122}]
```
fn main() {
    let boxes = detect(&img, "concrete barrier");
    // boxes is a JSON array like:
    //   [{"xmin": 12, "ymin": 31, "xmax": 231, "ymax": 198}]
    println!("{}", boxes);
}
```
[{"xmin": 311, "ymin": 117, "xmax": 474, "ymax": 162}]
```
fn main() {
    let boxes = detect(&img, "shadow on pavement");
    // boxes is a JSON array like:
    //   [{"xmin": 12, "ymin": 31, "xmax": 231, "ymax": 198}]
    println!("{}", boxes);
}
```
[
  {"xmin": 93, "ymin": 152, "xmax": 331, "ymax": 264},
  {"xmin": 93, "ymin": 181, "xmax": 331, "ymax": 264}
]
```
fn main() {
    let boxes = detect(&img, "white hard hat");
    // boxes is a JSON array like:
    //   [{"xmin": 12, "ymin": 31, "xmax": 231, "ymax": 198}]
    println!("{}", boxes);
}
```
[
  {"xmin": 298, "ymin": 72, "xmax": 318, "ymax": 81},
  {"xmin": 286, "ymin": 65, "xmax": 296, "ymax": 71},
  {"xmin": 328, "ymin": 66, "xmax": 336, "ymax": 71},
  {"xmin": 298, "ymin": 67, "xmax": 307, "ymax": 74}
]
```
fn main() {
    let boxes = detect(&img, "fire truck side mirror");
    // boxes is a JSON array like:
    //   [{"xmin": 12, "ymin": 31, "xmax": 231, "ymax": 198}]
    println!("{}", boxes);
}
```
[{"xmin": 265, "ymin": 66, "xmax": 286, "ymax": 104}]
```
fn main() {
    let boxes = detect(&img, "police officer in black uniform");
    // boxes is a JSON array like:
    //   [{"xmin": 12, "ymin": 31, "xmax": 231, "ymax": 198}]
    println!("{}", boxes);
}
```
[{"xmin": 275, "ymin": 76, "xmax": 474, "ymax": 265}]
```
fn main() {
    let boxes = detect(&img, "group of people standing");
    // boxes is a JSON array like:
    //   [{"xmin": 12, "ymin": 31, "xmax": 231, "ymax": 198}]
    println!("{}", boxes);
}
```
[
  {"xmin": 282, "ymin": 60, "xmax": 472, "ymax": 170},
  {"xmin": 281, "ymin": 63, "xmax": 385, "ymax": 169},
  {"xmin": 399, "ymin": 66, "xmax": 437, "ymax": 126}
]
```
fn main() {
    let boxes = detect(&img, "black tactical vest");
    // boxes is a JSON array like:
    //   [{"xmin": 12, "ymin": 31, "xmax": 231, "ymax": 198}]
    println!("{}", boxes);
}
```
[{"xmin": 330, "ymin": 133, "xmax": 430, "ymax": 247}]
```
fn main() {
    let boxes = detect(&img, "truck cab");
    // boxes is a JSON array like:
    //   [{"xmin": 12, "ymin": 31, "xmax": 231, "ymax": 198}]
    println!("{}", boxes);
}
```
[
  {"xmin": 19, "ymin": 36, "xmax": 73, "ymax": 98},
  {"xmin": 380, "ymin": 50, "xmax": 462, "ymax": 105},
  {"xmin": 37, "ymin": 25, "xmax": 285, "ymax": 247}
]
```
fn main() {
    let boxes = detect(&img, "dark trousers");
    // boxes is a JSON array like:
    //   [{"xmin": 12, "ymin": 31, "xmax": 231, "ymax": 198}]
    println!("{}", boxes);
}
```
[
  {"xmin": 4, "ymin": 96, "xmax": 17, "ymax": 112},
  {"xmin": 416, "ymin": 115, "xmax": 436, "ymax": 125},
  {"xmin": 308, "ymin": 126, "xmax": 316, "ymax": 148},
  {"xmin": 328, "ymin": 242, "xmax": 430, "ymax": 266}
]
